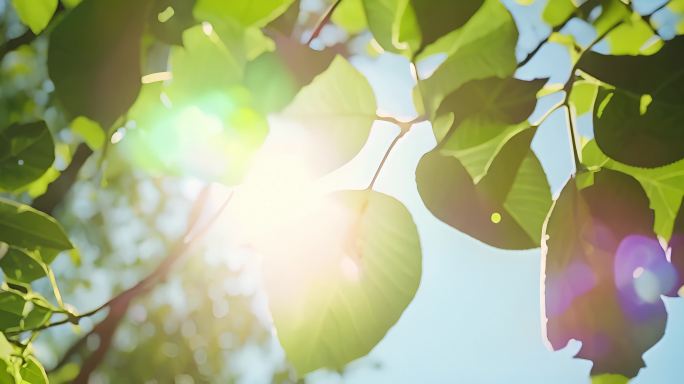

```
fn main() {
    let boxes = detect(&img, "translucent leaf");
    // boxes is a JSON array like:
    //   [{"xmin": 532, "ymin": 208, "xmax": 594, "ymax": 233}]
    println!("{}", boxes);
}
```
[
  {"xmin": 543, "ymin": 170, "xmax": 677, "ymax": 378},
  {"xmin": 11, "ymin": 0, "xmax": 58, "ymax": 34},
  {"xmin": 0, "ymin": 122, "xmax": 55, "ymax": 191},
  {"xmin": 19, "ymin": 357, "xmax": 48, "ymax": 384},
  {"xmin": 0, "ymin": 198, "xmax": 73, "ymax": 251},
  {"xmin": 362, "ymin": 0, "xmax": 419, "ymax": 55},
  {"xmin": 48, "ymin": 0, "xmax": 154, "ymax": 127},
  {"xmin": 262, "ymin": 190, "xmax": 421, "ymax": 374},
  {"xmin": 332, "ymin": 0, "xmax": 367, "ymax": 34},
  {"xmin": 417, "ymin": 129, "xmax": 551, "ymax": 249},
  {"xmin": 279, "ymin": 56, "xmax": 377, "ymax": 176},
  {"xmin": 70, "ymin": 116, "xmax": 104, "ymax": 150},
  {"xmin": 410, "ymin": 0, "xmax": 484, "ymax": 49}
]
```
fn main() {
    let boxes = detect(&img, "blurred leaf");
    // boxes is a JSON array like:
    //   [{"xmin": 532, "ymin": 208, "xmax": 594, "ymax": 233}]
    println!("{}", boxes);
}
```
[
  {"xmin": 579, "ymin": 36, "xmax": 684, "ymax": 167},
  {"xmin": 268, "ymin": 32, "xmax": 338, "ymax": 89},
  {"xmin": 570, "ymin": 80, "xmax": 599, "ymax": 116},
  {"xmin": 410, "ymin": 0, "xmax": 484, "ymax": 49},
  {"xmin": 10, "ymin": 0, "xmax": 58, "ymax": 34},
  {"xmin": 244, "ymin": 52, "xmax": 298, "ymax": 114},
  {"xmin": 419, "ymin": 0, "xmax": 518, "ymax": 115},
  {"xmin": 194, "ymin": 0, "xmax": 295, "ymax": 27},
  {"xmin": 262, "ymin": 190, "xmax": 421, "ymax": 374},
  {"xmin": 149, "ymin": 0, "xmax": 197, "ymax": 45},
  {"xmin": 592, "ymin": 374, "xmax": 630, "ymax": 384},
  {"xmin": 332, "ymin": 0, "xmax": 367, "ymax": 34},
  {"xmin": 417, "ymin": 129, "xmax": 551, "ymax": 249},
  {"xmin": 70, "ymin": 116, "xmax": 104, "ymax": 150},
  {"xmin": 0, "ymin": 121, "xmax": 54, "ymax": 191},
  {"xmin": 48, "ymin": 0, "xmax": 154, "ymax": 127},
  {"xmin": 280, "ymin": 56, "xmax": 376, "ymax": 176},
  {"xmin": 0, "ymin": 247, "xmax": 46, "ymax": 284},
  {"xmin": 0, "ymin": 198, "xmax": 73, "ymax": 251},
  {"xmin": 0, "ymin": 291, "xmax": 26, "ymax": 330},
  {"xmin": 19, "ymin": 357, "xmax": 48, "ymax": 384},
  {"xmin": 543, "ymin": 169, "xmax": 676, "ymax": 378},
  {"xmin": 583, "ymin": 140, "xmax": 684, "ymax": 240}
]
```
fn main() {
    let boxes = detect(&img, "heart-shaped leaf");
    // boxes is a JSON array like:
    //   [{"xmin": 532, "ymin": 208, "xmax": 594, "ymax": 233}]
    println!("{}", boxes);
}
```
[
  {"xmin": 579, "ymin": 36, "xmax": 684, "ymax": 167},
  {"xmin": 262, "ymin": 190, "xmax": 421, "ymax": 374},
  {"xmin": 417, "ymin": 129, "xmax": 551, "ymax": 249},
  {"xmin": 543, "ymin": 169, "xmax": 678, "ymax": 377}
]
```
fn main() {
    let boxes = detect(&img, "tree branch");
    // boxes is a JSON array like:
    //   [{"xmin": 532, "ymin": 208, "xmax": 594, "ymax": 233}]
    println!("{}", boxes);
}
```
[
  {"xmin": 0, "ymin": 1, "xmax": 65, "ymax": 61},
  {"xmin": 306, "ymin": 0, "xmax": 343, "ymax": 45},
  {"xmin": 48, "ymin": 187, "xmax": 233, "ymax": 380}
]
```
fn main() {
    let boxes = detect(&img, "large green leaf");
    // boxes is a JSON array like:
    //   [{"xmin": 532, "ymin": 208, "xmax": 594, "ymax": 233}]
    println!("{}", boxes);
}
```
[
  {"xmin": 262, "ymin": 190, "xmax": 421, "ymax": 374},
  {"xmin": 194, "ymin": 0, "xmax": 294, "ymax": 27},
  {"xmin": 0, "ymin": 122, "xmax": 54, "ymax": 191},
  {"xmin": 48, "ymin": 0, "xmax": 154, "ymax": 128},
  {"xmin": 410, "ymin": 0, "xmax": 483, "ymax": 50},
  {"xmin": 417, "ymin": 129, "xmax": 551, "ymax": 249},
  {"xmin": 0, "ymin": 198, "xmax": 73, "ymax": 251},
  {"xmin": 279, "ymin": 56, "xmax": 377, "ymax": 176},
  {"xmin": 543, "ymin": 169, "xmax": 677, "ymax": 378},
  {"xmin": 579, "ymin": 37, "xmax": 684, "ymax": 167},
  {"xmin": 418, "ymin": 0, "xmax": 518, "ymax": 116},
  {"xmin": 582, "ymin": 140, "xmax": 684, "ymax": 240},
  {"xmin": 10, "ymin": 0, "xmax": 58, "ymax": 34}
]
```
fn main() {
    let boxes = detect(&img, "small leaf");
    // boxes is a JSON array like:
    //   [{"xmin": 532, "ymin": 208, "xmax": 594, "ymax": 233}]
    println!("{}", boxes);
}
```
[
  {"xmin": 0, "ymin": 247, "xmax": 47, "ymax": 284},
  {"xmin": 0, "ymin": 291, "xmax": 25, "ymax": 330},
  {"xmin": 279, "ymin": 56, "xmax": 377, "ymax": 176},
  {"xmin": 19, "ymin": 356, "xmax": 48, "ymax": 384},
  {"xmin": 543, "ymin": 169, "xmax": 677, "ymax": 378},
  {"xmin": 11, "ymin": 0, "xmax": 58, "ymax": 34},
  {"xmin": 417, "ymin": 129, "xmax": 551, "ymax": 249},
  {"xmin": 262, "ymin": 190, "xmax": 421, "ymax": 374},
  {"xmin": 410, "ymin": 0, "xmax": 484, "ymax": 49},
  {"xmin": 0, "ymin": 121, "xmax": 55, "ymax": 191},
  {"xmin": 48, "ymin": 0, "xmax": 155, "ymax": 127},
  {"xmin": 0, "ymin": 198, "xmax": 73, "ymax": 251}
]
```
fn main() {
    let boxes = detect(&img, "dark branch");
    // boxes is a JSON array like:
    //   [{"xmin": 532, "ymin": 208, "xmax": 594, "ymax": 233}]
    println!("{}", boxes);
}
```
[
  {"xmin": 0, "ymin": 1, "xmax": 65, "ymax": 61},
  {"xmin": 306, "ymin": 0, "xmax": 343, "ymax": 45}
]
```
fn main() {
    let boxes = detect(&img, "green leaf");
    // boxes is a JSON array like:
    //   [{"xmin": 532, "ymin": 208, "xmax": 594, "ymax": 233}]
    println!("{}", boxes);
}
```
[
  {"xmin": 582, "ymin": 140, "xmax": 684, "ymax": 240},
  {"xmin": 279, "ymin": 56, "xmax": 377, "ymax": 176},
  {"xmin": 417, "ymin": 129, "xmax": 551, "ymax": 249},
  {"xmin": 0, "ymin": 122, "xmax": 55, "ymax": 191},
  {"xmin": 543, "ymin": 169, "xmax": 676, "ymax": 378},
  {"xmin": 410, "ymin": 0, "xmax": 483, "ymax": 50},
  {"xmin": 579, "ymin": 36, "xmax": 684, "ymax": 167},
  {"xmin": 48, "ymin": 0, "xmax": 154, "ymax": 127},
  {"xmin": 419, "ymin": 0, "xmax": 518, "ymax": 116},
  {"xmin": 0, "ymin": 248, "xmax": 46, "ymax": 284},
  {"xmin": 149, "ymin": 0, "xmax": 197, "ymax": 45},
  {"xmin": 362, "ymin": 0, "xmax": 420, "ymax": 55},
  {"xmin": 194, "ymin": 0, "xmax": 295, "ymax": 27},
  {"xmin": 11, "ymin": 0, "xmax": 58, "ymax": 34},
  {"xmin": 592, "ymin": 374, "xmax": 630, "ymax": 384},
  {"xmin": 262, "ymin": 190, "xmax": 421, "ymax": 374},
  {"xmin": 332, "ymin": 0, "xmax": 367, "ymax": 35},
  {"xmin": 542, "ymin": 0, "xmax": 576, "ymax": 27},
  {"xmin": 70, "ymin": 116, "xmax": 104, "ymax": 150},
  {"xmin": 0, "ymin": 198, "xmax": 73, "ymax": 251},
  {"xmin": 19, "ymin": 357, "xmax": 48, "ymax": 384},
  {"xmin": 0, "ymin": 291, "xmax": 25, "ymax": 330},
  {"xmin": 570, "ymin": 80, "xmax": 599, "ymax": 116}
]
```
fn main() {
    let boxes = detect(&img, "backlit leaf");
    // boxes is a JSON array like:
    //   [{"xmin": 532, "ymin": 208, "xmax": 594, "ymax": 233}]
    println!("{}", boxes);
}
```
[
  {"xmin": 194, "ymin": 0, "xmax": 295, "ymax": 27},
  {"xmin": 410, "ymin": 0, "xmax": 484, "ymax": 50},
  {"xmin": 0, "ymin": 121, "xmax": 54, "ymax": 191},
  {"xmin": 10, "ymin": 0, "xmax": 58, "ymax": 34}
]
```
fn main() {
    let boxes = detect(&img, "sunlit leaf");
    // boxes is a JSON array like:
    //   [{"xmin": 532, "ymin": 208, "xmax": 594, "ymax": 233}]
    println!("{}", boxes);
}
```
[
  {"xmin": 332, "ymin": 0, "xmax": 367, "ymax": 35},
  {"xmin": 0, "ymin": 198, "xmax": 73, "ymax": 251},
  {"xmin": 417, "ymin": 129, "xmax": 551, "ymax": 249},
  {"xmin": 543, "ymin": 170, "xmax": 677, "ymax": 378},
  {"xmin": 279, "ymin": 56, "xmax": 377, "ymax": 176},
  {"xmin": 262, "ymin": 190, "xmax": 421, "ymax": 374},
  {"xmin": 19, "ymin": 356, "xmax": 48, "ymax": 384},
  {"xmin": 70, "ymin": 116, "xmax": 104, "ymax": 150},
  {"xmin": 362, "ymin": 0, "xmax": 420, "ymax": 55},
  {"xmin": 419, "ymin": 0, "xmax": 518, "ymax": 115},
  {"xmin": 0, "ymin": 121, "xmax": 55, "ymax": 191},
  {"xmin": 10, "ymin": 0, "xmax": 58, "ymax": 34},
  {"xmin": 48, "ymin": 0, "xmax": 154, "ymax": 127},
  {"xmin": 579, "ymin": 36, "xmax": 684, "ymax": 167}
]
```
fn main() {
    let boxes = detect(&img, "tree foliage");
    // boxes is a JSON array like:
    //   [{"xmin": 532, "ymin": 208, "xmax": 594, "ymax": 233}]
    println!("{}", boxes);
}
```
[{"xmin": 0, "ymin": 0, "xmax": 683, "ymax": 382}]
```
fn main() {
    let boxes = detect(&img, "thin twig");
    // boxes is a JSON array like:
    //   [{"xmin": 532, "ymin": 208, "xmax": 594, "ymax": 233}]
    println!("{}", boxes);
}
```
[
  {"xmin": 518, "ymin": 16, "xmax": 574, "ymax": 68},
  {"xmin": 306, "ymin": 0, "xmax": 343, "ymax": 45}
]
